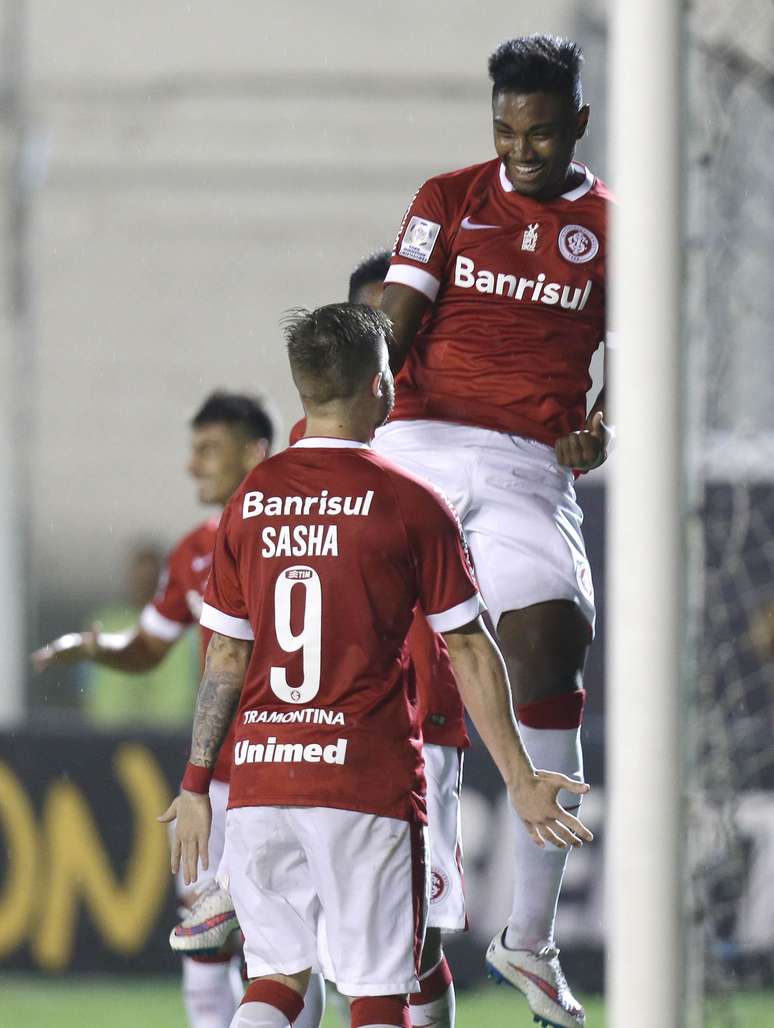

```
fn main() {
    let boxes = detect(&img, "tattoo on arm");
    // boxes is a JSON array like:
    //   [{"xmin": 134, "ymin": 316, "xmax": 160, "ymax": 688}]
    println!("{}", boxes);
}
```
[{"xmin": 190, "ymin": 632, "xmax": 251, "ymax": 768}]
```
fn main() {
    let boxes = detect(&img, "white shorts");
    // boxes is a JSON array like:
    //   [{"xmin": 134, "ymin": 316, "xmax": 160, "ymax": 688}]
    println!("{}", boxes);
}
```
[
  {"xmin": 374, "ymin": 420, "xmax": 595, "ymax": 632},
  {"xmin": 425, "ymin": 744, "xmax": 466, "ymax": 931},
  {"xmin": 219, "ymin": 805, "xmax": 429, "ymax": 996},
  {"xmin": 175, "ymin": 778, "xmax": 229, "ymax": 901}
]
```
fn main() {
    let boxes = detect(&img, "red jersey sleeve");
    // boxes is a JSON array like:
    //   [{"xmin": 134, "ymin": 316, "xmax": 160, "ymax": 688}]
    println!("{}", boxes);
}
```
[
  {"xmin": 385, "ymin": 178, "xmax": 452, "ymax": 303},
  {"xmin": 139, "ymin": 541, "xmax": 193, "ymax": 642},
  {"xmin": 200, "ymin": 505, "xmax": 253, "ymax": 642},
  {"xmin": 400, "ymin": 481, "xmax": 485, "ymax": 633}
]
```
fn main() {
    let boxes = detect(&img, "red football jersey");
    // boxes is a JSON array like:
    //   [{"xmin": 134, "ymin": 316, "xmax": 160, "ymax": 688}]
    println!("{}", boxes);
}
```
[
  {"xmin": 386, "ymin": 158, "xmax": 610, "ymax": 445},
  {"xmin": 140, "ymin": 516, "xmax": 233, "ymax": 783},
  {"xmin": 287, "ymin": 419, "xmax": 466, "ymax": 747},
  {"xmin": 289, "ymin": 417, "xmax": 306, "ymax": 445},
  {"xmin": 407, "ymin": 610, "xmax": 467, "ymax": 749},
  {"xmin": 200, "ymin": 438, "xmax": 484, "ymax": 823}
]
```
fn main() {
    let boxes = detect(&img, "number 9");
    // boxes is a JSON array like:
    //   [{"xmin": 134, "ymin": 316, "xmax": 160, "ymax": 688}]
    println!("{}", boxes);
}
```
[{"xmin": 270, "ymin": 566, "xmax": 322, "ymax": 704}]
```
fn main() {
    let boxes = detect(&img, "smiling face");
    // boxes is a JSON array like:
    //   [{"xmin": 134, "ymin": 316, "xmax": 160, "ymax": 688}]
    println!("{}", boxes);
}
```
[{"xmin": 493, "ymin": 90, "xmax": 589, "ymax": 200}]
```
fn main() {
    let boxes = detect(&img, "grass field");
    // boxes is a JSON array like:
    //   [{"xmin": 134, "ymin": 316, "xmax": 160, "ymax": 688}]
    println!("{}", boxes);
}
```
[{"xmin": 2, "ymin": 976, "xmax": 773, "ymax": 1028}]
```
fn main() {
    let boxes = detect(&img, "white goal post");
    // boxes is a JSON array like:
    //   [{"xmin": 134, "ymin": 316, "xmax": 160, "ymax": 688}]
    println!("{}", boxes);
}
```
[{"xmin": 606, "ymin": 1, "xmax": 683, "ymax": 1026}]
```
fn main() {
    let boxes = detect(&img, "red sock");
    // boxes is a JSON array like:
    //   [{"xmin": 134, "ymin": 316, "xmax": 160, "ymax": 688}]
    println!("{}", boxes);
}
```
[
  {"xmin": 516, "ymin": 688, "xmax": 586, "ymax": 729},
  {"xmin": 351, "ymin": 995, "xmax": 411, "ymax": 1028},
  {"xmin": 410, "ymin": 956, "xmax": 452, "ymax": 1005},
  {"xmin": 242, "ymin": 980, "xmax": 305, "ymax": 1024},
  {"xmin": 409, "ymin": 956, "xmax": 454, "ymax": 1027}
]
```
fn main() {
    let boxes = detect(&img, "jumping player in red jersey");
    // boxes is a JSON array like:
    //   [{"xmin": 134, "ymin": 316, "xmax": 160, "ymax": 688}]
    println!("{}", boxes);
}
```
[
  {"xmin": 163, "ymin": 304, "xmax": 592, "ymax": 1028},
  {"xmin": 31, "ymin": 394, "xmax": 323, "ymax": 1028},
  {"xmin": 376, "ymin": 36, "xmax": 612, "ymax": 1028},
  {"xmin": 290, "ymin": 251, "xmax": 470, "ymax": 1028}
]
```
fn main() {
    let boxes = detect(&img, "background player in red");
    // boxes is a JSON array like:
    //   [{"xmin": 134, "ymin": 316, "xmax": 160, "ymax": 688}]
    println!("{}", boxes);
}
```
[
  {"xmin": 376, "ymin": 35, "xmax": 612, "ymax": 1028},
  {"xmin": 30, "ymin": 393, "xmax": 334, "ymax": 1028},
  {"xmin": 290, "ymin": 252, "xmax": 470, "ymax": 1028},
  {"xmin": 163, "ymin": 303, "xmax": 592, "ymax": 1028}
]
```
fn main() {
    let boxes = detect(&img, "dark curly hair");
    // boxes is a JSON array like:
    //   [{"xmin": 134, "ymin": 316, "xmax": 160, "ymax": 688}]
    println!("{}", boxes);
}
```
[
  {"xmin": 191, "ymin": 391, "xmax": 274, "ymax": 448},
  {"xmin": 488, "ymin": 35, "xmax": 584, "ymax": 108}
]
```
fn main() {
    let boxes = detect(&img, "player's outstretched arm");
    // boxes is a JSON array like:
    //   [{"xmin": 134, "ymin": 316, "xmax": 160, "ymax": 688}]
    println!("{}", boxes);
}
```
[
  {"xmin": 443, "ymin": 618, "xmax": 593, "ymax": 850},
  {"xmin": 159, "ymin": 631, "xmax": 251, "ymax": 885},
  {"xmin": 380, "ymin": 282, "xmax": 431, "ymax": 373},
  {"xmin": 31, "ymin": 625, "xmax": 173, "ymax": 674}
]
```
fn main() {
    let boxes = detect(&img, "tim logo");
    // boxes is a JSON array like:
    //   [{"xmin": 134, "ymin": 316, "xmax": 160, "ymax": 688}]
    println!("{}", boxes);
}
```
[{"xmin": 286, "ymin": 569, "xmax": 313, "ymax": 580}]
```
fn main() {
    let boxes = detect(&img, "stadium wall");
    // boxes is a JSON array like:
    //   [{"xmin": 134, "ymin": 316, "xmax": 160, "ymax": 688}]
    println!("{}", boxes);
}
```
[{"xmin": 8, "ymin": 1, "xmax": 600, "ymax": 604}]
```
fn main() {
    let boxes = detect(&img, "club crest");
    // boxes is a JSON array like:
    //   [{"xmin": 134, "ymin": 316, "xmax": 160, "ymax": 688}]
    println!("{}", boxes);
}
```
[{"xmin": 558, "ymin": 224, "xmax": 599, "ymax": 264}]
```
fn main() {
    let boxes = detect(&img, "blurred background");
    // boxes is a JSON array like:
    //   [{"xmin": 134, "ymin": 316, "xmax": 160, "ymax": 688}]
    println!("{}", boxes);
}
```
[{"xmin": 1, "ymin": 1, "xmax": 772, "ymax": 1025}]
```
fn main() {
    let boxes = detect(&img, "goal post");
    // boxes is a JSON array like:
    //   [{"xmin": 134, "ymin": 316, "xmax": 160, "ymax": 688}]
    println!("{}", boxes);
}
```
[
  {"xmin": 0, "ymin": 0, "xmax": 30, "ymax": 726},
  {"xmin": 606, "ymin": 1, "xmax": 684, "ymax": 1025}
]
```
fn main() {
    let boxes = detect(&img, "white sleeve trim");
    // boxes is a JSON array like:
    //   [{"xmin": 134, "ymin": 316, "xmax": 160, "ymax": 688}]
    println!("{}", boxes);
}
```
[
  {"xmin": 200, "ymin": 602, "xmax": 254, "ymax": 641},
  {"xmin": 426, "ymin": 592, "xmax": 486, "ymax": 634},
  {"xmin": 140, "ymin": 604, "xmax": 187, "ymax": 642},
  {"xmin": 384, "ymin": 263, "xmax": 441, "ymax": 302}
]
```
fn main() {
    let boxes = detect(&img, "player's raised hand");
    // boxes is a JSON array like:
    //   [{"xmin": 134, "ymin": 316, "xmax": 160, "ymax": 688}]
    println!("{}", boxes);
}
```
[
  {"xmin": 554, "ymin": 411, "xmax": 610, "ymax": 471},
  {"xmin": 508, "ymin": 771, "xmax": 593, "ymax": 850},
  {"xmin": 30, "ymin": 626, "xmax": 99, "ymax": 673},
  {"xmin": 160, "ymin": 790, "xmax": 212, "ymax": 886}
]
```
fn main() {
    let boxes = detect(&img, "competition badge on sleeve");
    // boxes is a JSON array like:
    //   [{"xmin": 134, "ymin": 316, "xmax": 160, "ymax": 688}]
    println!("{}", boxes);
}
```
[{"xmin": 399, "ymin": 216, "xmax": 441, "ymax": 264}]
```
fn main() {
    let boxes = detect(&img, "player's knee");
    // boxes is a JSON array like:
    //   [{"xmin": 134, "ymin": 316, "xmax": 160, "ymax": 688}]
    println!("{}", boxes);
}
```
[
  {"xmin": 246, "ymin": 969, "xmax": 311, "ymax": 994},
  {"xmin": 498, "ymin": 602, "xmax": 591, "ymax": 703}
]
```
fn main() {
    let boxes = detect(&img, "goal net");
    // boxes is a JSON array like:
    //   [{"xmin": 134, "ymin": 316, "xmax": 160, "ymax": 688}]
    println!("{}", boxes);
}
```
[{"xmin": 683, "ymin": 1, "xmax": 774, "ymax": 1020}]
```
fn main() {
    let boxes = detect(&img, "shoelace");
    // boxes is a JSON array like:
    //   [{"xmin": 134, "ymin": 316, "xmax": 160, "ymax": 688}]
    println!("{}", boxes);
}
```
[
  {"xmin": 533, "ymin": 947, "xmax": 574, "ymax": 998},
  {"xmin": 534, "ymin": 945, "xmax": 561, "ymax": 961}
]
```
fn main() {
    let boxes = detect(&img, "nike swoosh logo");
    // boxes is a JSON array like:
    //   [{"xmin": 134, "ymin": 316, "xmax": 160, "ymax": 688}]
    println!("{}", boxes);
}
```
[
  {"xmin": 509, "ymin": 963, "xmax": 561, "ymax": 1003},
  {"xmin": 460, "ymin": 216, "xmax": 500, "ymax": 230},
  {"xmin": 174, "ymin": 910, "xmax": 237, "ymax": 937}
]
